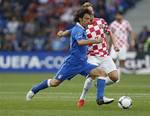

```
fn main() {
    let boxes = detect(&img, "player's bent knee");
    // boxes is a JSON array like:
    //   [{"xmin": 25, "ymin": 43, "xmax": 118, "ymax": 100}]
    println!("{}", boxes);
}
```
[
  {"xmin": 112, "ymin": 77, "xmax": 118, "ymax": 82},
  {"xmin": 110, "ymin": 76, "xmax": 119, "ymax": 83},
  {"xmin": 108, "ymin": 71, "xmax": 119, "ymax": 83}
]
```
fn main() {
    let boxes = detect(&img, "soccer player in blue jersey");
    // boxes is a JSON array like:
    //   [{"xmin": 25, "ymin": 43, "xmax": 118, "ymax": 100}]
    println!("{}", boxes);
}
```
[{"xmin": 26, "ymin": 8, "xmax": 113, "ymax": 105}]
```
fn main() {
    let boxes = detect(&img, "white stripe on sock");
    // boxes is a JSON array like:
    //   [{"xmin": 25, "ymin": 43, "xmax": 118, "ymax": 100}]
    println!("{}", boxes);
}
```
[{"xmin": 47, "ymin": 79, "xmax": 52, "ymax": 87}]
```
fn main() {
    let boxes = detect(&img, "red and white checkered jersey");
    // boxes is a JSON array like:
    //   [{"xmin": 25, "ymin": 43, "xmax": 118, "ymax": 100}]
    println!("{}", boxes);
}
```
[
  {"xmin": 86, "ymin": 18, "xmax": 111, "ymax": 57},
  {"xmin": 109, "ymin": 19, "xmax": 132, "ymax": 48}
]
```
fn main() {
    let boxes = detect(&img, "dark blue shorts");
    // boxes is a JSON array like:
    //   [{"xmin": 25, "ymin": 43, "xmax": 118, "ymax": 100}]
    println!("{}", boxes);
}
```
[{"xmin": 54, "ymin": 61, "xmax": 97, "ymax": 81}]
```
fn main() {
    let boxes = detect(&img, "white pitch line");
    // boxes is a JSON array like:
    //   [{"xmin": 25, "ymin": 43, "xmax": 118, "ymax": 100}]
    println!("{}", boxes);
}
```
[
  {"xmin": 0, "ymin": 92, "xmax": 150, "ymax": 98},
  {"xmin": 1, "ymin": 84, "xmax": 150, "ymax": 87},
  {"xmin": 0, "ymin": 91, "xmax": 150, "ymax": 95}
]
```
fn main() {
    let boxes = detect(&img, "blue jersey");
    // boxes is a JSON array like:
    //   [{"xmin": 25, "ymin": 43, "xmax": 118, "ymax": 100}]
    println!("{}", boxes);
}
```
[
  {"xmin": 65, "ymin": 23, "xmax": 88, "ymax": 64},
  {"xmin": 55, "ymin": 23, "xmax": 97, "ymax": 81}
]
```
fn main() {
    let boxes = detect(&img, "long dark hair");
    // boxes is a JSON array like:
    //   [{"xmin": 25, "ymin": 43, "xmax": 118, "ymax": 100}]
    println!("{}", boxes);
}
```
[{"xmin": 74, "ymin": 8, "xmax": 92, "ymax": 22}]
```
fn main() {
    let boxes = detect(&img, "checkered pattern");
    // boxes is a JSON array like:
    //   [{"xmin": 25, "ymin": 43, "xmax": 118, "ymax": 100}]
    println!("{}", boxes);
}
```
[
  {"xmin": 86, "ymin": 18, "xmax": 111, "ymax": 57},
  {"xmin": 109, "ymin": 20, "xmax": 132, "ymax": 48}
]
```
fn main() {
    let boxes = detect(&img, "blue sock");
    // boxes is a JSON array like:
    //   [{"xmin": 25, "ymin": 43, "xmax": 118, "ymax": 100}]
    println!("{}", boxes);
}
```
[
  {"xmin": 32, "ymin": 80, "xmax": 49, "ymax": 94},
  {"xmin": 96, "ymin": 78, "xmax": 105, "ymax": 100}
]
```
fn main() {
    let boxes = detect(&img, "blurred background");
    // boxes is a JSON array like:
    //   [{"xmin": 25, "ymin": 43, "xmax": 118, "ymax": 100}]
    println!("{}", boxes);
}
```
[
  {"xmin": 1, "ymin": 1, "xmax": 150, "ymax": 116},
  {"xmin": 0, "ymin": 0, "xmax": 149, "ymax": 74}
]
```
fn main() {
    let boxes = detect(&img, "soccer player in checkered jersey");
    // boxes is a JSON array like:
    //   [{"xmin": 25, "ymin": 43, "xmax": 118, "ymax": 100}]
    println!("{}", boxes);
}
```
[
  {"xmin": 109, "ymin": 11, "xmax": 136, "ymax": 74},
  {"xmin": 57, "ymin": 2, "xmax": 120, "ymax": 107}
]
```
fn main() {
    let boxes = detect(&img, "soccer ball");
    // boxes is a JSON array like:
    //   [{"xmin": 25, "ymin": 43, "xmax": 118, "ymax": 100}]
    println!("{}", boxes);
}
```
[{"xmin": 118, "ymin": 96, "xmax": 132, "ymax": 109}]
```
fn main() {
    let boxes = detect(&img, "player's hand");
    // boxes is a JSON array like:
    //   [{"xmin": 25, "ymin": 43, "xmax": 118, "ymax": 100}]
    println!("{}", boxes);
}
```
[
  {"xmin": 57, "ymin": 31, "xmax": 64, "ymax": 37},
  {"xmin": 95, "ymin": 35, "xmax": 103, "ymax": 43},
  {"xmin": 114, "ymin": 46, "xmax": 120, "ymax": 52}
]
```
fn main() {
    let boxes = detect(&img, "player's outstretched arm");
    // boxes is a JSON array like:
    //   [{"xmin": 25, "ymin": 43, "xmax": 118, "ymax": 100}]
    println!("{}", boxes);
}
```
[{"xmin": 77, "ymin": 36, "xmax": 102, "ymax": 46}]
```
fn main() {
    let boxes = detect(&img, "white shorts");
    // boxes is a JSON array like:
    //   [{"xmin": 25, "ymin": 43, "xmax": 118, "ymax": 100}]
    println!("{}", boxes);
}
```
[
  {"xmin": 87, "ymin": 55, "xmax": 117, "ymax": 74},
  {"xmin": 110, "ymin": 46, "xmax": 127, "ymax": 60}
]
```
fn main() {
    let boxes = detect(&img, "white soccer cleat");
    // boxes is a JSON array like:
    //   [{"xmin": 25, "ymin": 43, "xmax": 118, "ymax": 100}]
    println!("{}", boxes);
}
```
[
  {"xmin": 96, "ymin": 96, "xmax": 114, "ymax": 105},
  {"xmin": 26, "ymin": 90, "xmax": 35, "ymax": 101},
  {"xmin": 103, "ymin": 96, "xmax": 114, "ymax": 103}
]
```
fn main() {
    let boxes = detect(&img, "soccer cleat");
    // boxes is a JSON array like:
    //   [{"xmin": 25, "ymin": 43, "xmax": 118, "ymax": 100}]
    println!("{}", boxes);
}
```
[
  {"xmin": 26, "ymin": 90, "xmax": 35, "ymax": 101},
  {"xmin": 96, "ymin": 96, "xmax": 114, "ymax": 105},
  {"xmin": 77, "ymin": 99, "xmax": 85, "ymax": 107}
]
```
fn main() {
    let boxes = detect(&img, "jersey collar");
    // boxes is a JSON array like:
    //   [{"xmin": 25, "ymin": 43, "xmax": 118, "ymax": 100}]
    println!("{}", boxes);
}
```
[{"xmin": 76, "ymin": 22, "xmax": 85, "ymax": 30}]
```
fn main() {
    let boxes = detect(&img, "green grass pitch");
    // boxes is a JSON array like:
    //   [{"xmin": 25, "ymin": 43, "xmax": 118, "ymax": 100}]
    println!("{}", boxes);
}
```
[{"xmin": 0, "ymin": 73, "xmax": 150, "ymax": 116}]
